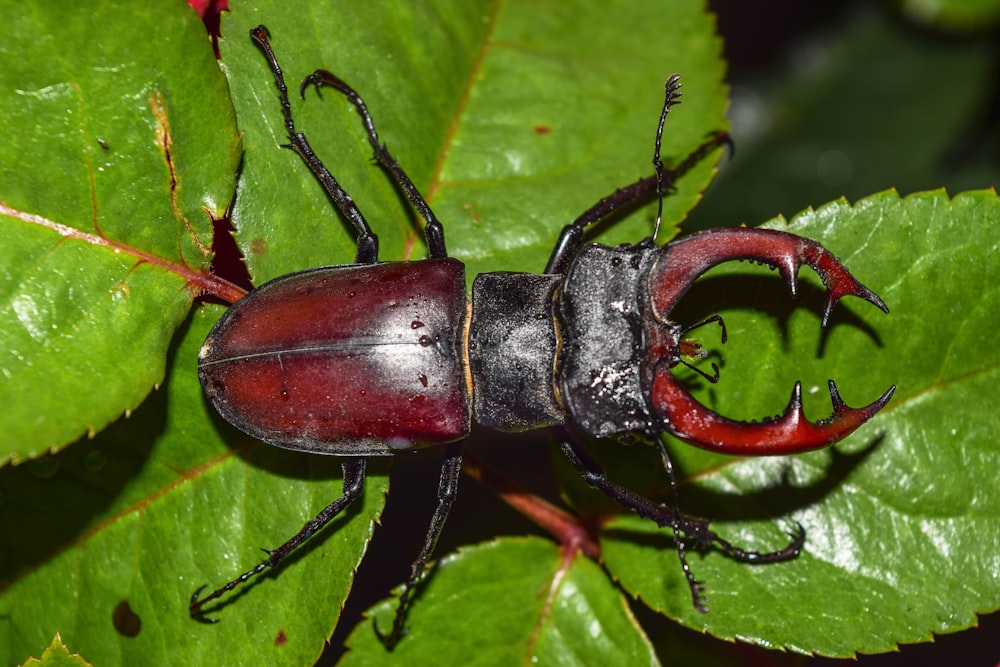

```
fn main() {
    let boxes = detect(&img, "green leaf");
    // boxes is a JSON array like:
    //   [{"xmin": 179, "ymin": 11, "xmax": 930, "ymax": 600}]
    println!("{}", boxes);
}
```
[
  {"xmin": 0, "ymin": 2, "xmax": 1000, "ymax": 664},
  {"xmin": 0, "ymin": 0, "xmax": 240, "ymax": 463},
  {"xmin": 341, "ymin": 537, "xmax": 660, "ymax": 667},
  {"xmin": 11, "ymin": 0, "xmax": 994, "ymax": 664},
  {"xmin": 602, "ymin": 189, "xmax": 1000, "ymax": 656},
  {"xmin": 0, "ymin": 7, "xmax": 387, "ymax": 664},
  {"xmin": 686, "ymin": 6, "xmax": 999, "ymax": 234},
  {"xmin": 1, "ymin": 305, "xmax": 391, "ymax": 667},
  {"xmin": 20, "ymin": 634, "xmax": 92, "ymax": 667}
]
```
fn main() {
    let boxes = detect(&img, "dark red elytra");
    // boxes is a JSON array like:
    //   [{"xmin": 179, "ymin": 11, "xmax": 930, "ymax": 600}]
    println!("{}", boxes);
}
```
[{"xmin": 199, "ymin": 259, "xmax": 470, "ymax": 455}]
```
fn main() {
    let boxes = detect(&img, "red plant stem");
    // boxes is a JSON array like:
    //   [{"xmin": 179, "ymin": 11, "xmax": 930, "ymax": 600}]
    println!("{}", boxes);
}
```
[{"xmin": 461, "ymin": 450, "xmax": 600, "ymax": 559}]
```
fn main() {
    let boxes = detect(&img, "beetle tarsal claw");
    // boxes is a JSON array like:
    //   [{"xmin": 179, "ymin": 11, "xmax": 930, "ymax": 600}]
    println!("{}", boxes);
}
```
[{"xmin": 188, "ymin": 586, "xmax": 220, "ymax": 625}]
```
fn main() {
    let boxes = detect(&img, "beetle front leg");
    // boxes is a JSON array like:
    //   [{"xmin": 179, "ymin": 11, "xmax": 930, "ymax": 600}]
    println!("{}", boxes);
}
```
[
  {"xmin": 647, "ymin": 227, "xmax": 895, "ymax": 454},
  {"xmin": 545, "ymin": 129, "xmax": 731, "ymax": 274},
  {"xmin": 558, "ymin": 433, "xmax": 804, "ymax": 612}
]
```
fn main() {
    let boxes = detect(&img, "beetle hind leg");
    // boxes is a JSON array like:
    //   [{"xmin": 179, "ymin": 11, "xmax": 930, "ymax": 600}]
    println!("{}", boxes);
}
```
[{"xmin": 188, "ymin": 459, "xmax": 367, "ymax": 621}]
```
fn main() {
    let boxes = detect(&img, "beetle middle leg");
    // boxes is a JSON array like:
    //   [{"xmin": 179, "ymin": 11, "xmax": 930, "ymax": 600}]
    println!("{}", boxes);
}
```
[
  {"xmin": 189, "ymin": 459, "xmax": 367, "ymax": 621},
  {"xmin": 250, "ymin": 26, "xmax": 380, "ymax": 263},
  {"xmin": 376, "ymin": 443, "xmax": 463, "ymax": 648},
  {"xmin": 299, "ymin": 68, "xmax": 448, "ymax": 260}
]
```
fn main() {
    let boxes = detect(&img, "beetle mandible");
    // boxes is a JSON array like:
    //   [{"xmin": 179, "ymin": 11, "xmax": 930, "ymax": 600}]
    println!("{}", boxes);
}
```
[{"xmin": 189, "ymin": 26, "xmax": 895, "ymax": 647}]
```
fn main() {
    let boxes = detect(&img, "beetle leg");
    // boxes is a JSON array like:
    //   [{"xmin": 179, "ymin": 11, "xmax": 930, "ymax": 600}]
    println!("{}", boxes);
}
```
[
  {"xmin": 558, "ymin": 432, "xmax": 804, "ymax": 612},
  {"xmin": 250, "ymin": 26, "xmax": 380, "ymax": 264},
  {"xmin": 300, "ymin": 69, "xmax": 449, "ymax": 259},
  {"xmin": 189, "ymin": 459, "xmax": 366, "ymax": 621},
  {"xmin": 646, "ymin": 227, "xmax": 894, "ymax": 454},
  {"xmin": 377, "ymin": 443, "xmax": 463, "ymax": 649},
  {"xmin": 558, "ymin": 433, "xmax": 709, "ymax": 609},
  {"xmin": 651, "ymin": 434, "xmax": 708, "ymax": 611},
  {"xmin": 545, "ymin": 129, "xmax": 731, "ymax": 274}
]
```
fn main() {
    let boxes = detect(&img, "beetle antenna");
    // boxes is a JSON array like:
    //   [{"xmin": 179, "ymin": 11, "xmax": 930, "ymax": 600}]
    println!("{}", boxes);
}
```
[
  {"xmin": 681, "ymin": 314, "xmax": 727, "ymax": 342},
  {"xmin": 652, "ymin": 75, "xmax": 683, "ymax": 242},
  {"xmin": 545, "ymin": 129, "xmax": 729, "ymax": 273},
  {"xmin": 676, "ymin": 358, "xmax": 720, "ymax": 384}
]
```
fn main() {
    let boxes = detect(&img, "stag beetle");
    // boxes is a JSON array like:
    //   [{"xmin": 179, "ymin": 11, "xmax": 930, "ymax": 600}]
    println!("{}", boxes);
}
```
[{"xmin": 190, "ymin": 26, "xmax": 894, "ymax": 646}]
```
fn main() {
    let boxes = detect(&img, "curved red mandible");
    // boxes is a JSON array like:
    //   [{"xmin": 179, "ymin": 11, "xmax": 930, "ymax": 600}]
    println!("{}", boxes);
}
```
[{"xmin": 646, "ymin": 228, "xmax": 894, "ymax": 454}]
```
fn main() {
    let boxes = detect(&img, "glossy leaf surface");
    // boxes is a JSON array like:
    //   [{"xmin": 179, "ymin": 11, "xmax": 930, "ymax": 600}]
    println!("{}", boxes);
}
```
[
  {"xmin": 3, "ymin": 0, "xmax": 996, "ymax": 665},
  {"xmin": 342, "ymin": 537, "xmax": 661, "ymax": 667},
  {"xmin": 0, "ymin": 0, "xmax": 240, "ymax": 462},
  {"xmin": 222, "ymin": 0, "xmax": 727, "ymax": 284},
  {"xmin": 20, "ymin": 634, "xmax": 92, "ymax": 667}
]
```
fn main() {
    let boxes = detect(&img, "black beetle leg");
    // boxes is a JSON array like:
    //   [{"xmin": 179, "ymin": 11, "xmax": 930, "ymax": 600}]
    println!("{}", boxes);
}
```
[
  {"xmin": 558, "ymin": 431, "xmax": 715, "ymax": 611},
  {"xmin": 712, "ymin": 522, "xmax": 806, "ymax": 564},
  {"xmin": 189, "ymin": 459, "xmax": 366, "ymax": 621},
  {"xmin": 559, "ymin": 431, "xmax": 805, "ymax": 613},
  {"xmin": 300, "ymin": 69, "xmax": 448, "ymax": 259},
  {"xmin": 546, "ymin": 71, "xmax": 728, "ymax": 275},
  {"xmin": 250, "ymin": 26, "xmax": 380, "ymax": 264},
  {"xmin": 651, "ymin": 436, "xmax": 709, "ymax": 612},
  {"xmin": 376, "ymin": 443, "xmax": 463, "ymax": 649}
]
